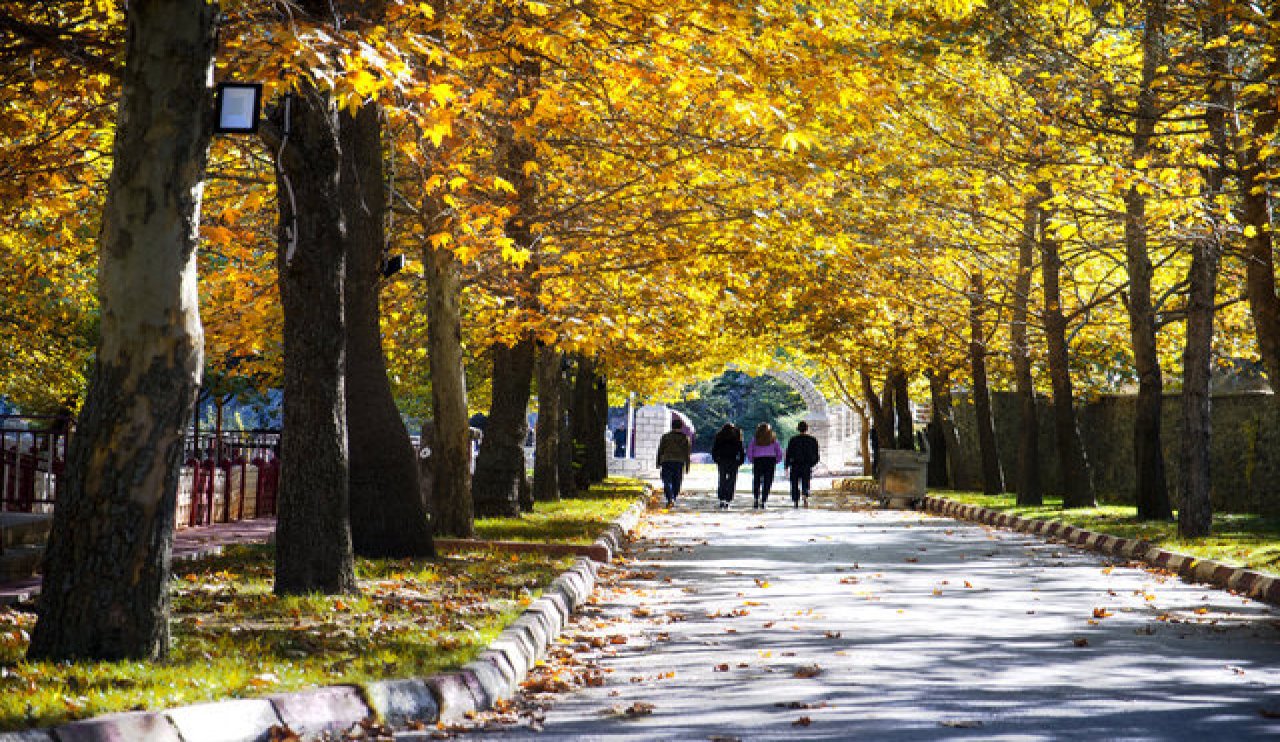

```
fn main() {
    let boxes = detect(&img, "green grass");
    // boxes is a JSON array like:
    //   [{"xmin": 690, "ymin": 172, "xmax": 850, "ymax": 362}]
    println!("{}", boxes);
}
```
[
  {"xmin": 473, "ymin": 476, "xmax": 645, "ymax": 544},
  {"xmin": 0, "ymin": 478, "xmax": 646, "ymax": 731},
  {"xmin": 937, "ymin": 491, "xmax": 1280, "ymax": 575}
]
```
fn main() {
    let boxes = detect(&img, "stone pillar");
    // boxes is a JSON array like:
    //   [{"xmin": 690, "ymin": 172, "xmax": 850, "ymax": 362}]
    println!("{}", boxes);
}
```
[{"xmin": 631, "ymin": 405, "xmax": 670, "ymax": 477}]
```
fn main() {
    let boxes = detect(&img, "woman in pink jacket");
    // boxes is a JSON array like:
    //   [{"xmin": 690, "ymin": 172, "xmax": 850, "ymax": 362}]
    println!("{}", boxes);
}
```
[{"xmin": 747, "ymin": 422, "xmax": 783, "ymax": 508}]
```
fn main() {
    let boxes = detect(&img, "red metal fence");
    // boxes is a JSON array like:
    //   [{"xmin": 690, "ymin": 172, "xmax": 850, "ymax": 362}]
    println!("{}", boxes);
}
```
[{"xmin": 0, "ymin": 416, "xmax": 279, "ymax": 528}]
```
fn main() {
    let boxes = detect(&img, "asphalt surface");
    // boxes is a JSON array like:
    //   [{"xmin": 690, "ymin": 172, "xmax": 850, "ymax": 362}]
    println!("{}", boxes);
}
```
[{"xmin": 404, "ymin": 477, "xmax": 1280, "ymax": 741}]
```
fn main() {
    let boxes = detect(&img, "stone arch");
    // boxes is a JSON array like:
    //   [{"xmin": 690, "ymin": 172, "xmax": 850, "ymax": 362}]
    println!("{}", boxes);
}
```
[
  {"xmin": 763, "ymin": 368, "xmax": 829, "ymax": 418},
  {"xmin": 609, "ymin": 367, "xmax": 865, "ymax": 477}
]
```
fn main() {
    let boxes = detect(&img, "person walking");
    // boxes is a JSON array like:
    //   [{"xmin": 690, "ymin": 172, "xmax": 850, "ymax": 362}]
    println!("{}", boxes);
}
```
[
  {"xmin": 747, "ymin": 422, "xmax": 783, "ymax": 509},
  {"xmin": 711, "ymin": 423, "xmax": 746, "ymax": 509},
  {"xmin": 656, "ymin": 418, "xmax": 692, "ymax": 507},
  {"xmin": 785, "ymin": 420, "xmax": 821, "ymax": 508}
]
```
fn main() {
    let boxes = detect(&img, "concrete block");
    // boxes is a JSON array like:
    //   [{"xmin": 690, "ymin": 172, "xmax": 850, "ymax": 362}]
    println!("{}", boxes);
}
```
[
  {"xmin": 165, "ymin": 699, "xmax": 280, "ymax": 742},
  {"xmin": 463, "ymin": 655, "xmax": 514, "ymax": 704},
  {"xmin": 0, "ymin": 730, "xmax": 56, "ymax": 742},
  {"xmin": 269, "ymin": 685, "xmax": 369, "ymax": 738},
  {"xmin": 54, "ymin": 712, "xmax": 180, "ymax": 742},
  {"xmin": 424, "ymin": 673, "xmax": 478, "ymax": 723},
  {"xmin": 363, "ymin": 678, "xmax": 438, "ymax": 728},
  {"xmin": 489, "ymin": 636, "xmax": 535, "ymax": 674}
]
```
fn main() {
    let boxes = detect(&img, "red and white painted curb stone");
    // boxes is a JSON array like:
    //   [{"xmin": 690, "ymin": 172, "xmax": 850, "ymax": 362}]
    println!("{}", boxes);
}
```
[
  {"xmin": 919, "ymin": 495, "xmax": 1280, "ymax": 606},
  {"xmin": 0, "ymin": 494, "xmax": 652, "ymax": 742}
]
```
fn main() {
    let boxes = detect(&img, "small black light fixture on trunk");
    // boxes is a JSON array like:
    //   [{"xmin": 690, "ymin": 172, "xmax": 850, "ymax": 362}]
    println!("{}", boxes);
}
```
[{"xmin": 214, "ymin": 82, "xmax": 263, "ymax": 134}]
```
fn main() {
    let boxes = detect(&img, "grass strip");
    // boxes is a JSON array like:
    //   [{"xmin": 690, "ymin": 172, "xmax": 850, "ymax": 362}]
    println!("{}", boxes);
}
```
[
  {"xmin": 936, "ymin": 490, "xmax": 1280, "ymax": 575},
  {"xmin": 0, "ymin": 477, "xmax": 646, "ymax": 731},
  {"xmin": 473, "ymin": 476, "xmax": 645, "ymax": 544}
]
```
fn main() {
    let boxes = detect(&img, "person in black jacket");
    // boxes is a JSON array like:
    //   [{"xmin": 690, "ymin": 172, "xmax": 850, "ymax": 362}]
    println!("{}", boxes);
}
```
[
  {"xmin": 710, "ymin": 423, "xmax": 746, "ymax": 509},
  {"xmin": 784, "ymin": 421, "xmax": 821, "ymax": 508}
]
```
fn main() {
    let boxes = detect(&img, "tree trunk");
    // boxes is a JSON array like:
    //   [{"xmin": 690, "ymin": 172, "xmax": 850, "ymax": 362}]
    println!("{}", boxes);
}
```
[
  {"xmin": 422, "ymin": 230, "xmax": 472, "ymax": 536},
  {"xmin": 968, "ymin": 273, "xmax": 1005, "ymax": 495},
  {"xmin": 557, "ymin": 356, "xmax": 578, "ymax": 498},
  {"xmin": 891, "ymin": 368, "xmax": 914, "ymax": 450},
  {"xmin": 1238, "ymin": 2, "xmax": 1280, "ymax": 400},
  {"xmin": 272, "ymin": 79, "xmax": 357, "ymax": 596},
  {"xmin": 533, "ymin": 346, "xmax": 561, "ymax": 502},
  {"xmin": 928, "ymin": 370, "xmax": 973, "ymax": 489},
  {"xmin": 1125, "ymin": 0, "xmax": 1173, "ymax": 520},
  {"xmin": 471, "ymin": 338, "xmax": 536, "ymax": 517},
  {"xmin": 571, "ymin": 357, "xmax": 598, "ymax": 490},
  {"xmin": 28, "ymin": 0, "xmax": 218, "ymax": 661},
  {"xmin": 1181, "ymin": 3, "xmax": 1230, "ymax": 538},
  {"xmin": 1010, "ymin": 202, "xmax": 1042, "ymax": 506},
  {"xmin": 589, "ymin": 372, "xmax": 610, "ymax": 483},
  {"xmin": 341, "ymin": 101, "xmax": 433, "ymax": 558},
  {"xmin": 1039, "ymin": 183, "xmax": 1096, "ymax": 508},
  {"xmin": 861, "ymin": 369, "xmax": 895, "ymax": 454}
]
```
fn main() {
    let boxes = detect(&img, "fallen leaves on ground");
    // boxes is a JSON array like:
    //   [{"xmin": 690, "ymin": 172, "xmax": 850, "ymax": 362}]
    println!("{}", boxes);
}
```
[{"xmin": 793, "ymin": 664, "xmax": 823, "ymax": 678}]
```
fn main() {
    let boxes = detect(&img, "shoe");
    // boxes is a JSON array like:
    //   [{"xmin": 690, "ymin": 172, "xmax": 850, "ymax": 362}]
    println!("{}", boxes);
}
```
[
  {"xmin": 666, "ymin": 497, "xmax": 675, "ymax": 507},
  {"xmin": 803, "ymin": 496, "xmax": 809, "ymax": 508},
  {"xmin": 793, "ymin": 501, "xmax": 799, "ymax": 508},
  {"xmin": 753, "ymin": 498, "xmax": 759, "ymax": 509}
]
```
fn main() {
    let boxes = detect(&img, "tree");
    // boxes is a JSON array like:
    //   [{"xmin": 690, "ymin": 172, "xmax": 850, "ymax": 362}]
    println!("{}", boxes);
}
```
[
  {"xmin": 29, "ymin": 0, "xmax": 218, "ymax": 661},
  {"xmin": 342, "ymin": 98, "xmax": 434, "ymax": 558}
]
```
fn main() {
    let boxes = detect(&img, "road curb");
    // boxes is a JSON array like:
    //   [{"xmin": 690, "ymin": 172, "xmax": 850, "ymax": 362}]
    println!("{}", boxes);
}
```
[
  {"xmin": 6, "ymin": 488, "xmax": 653, "ymax": 742},
  {"xmin": 919, "ymin": 495, "xmax": 1280, "ymax": 607}
]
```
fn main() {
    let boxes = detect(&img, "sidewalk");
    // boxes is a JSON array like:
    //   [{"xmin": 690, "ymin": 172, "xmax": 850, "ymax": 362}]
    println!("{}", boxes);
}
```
[
  {"xmin": 0, "ymin": 517, "xmax": 277, "ymax": 604},
  {"xmin": 418, "ymin": 488, "xmax": 1280, "ymax": 741}
]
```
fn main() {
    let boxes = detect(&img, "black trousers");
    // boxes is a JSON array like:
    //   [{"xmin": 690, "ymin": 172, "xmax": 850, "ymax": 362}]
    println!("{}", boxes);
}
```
[
  {"xmin": 716, "ymin": 463, "xmax": 739, "ymax": 501},
  {"xmin": 660, "ymin": 461, "xmax": 684, "ymax": 502},
  {"xmin": 752, "ymin": 457, "xmax": 777, "ymax": 503},
  {"xmin": 790, "ymin": 466, "xmax": 813, "ymax": 502}
]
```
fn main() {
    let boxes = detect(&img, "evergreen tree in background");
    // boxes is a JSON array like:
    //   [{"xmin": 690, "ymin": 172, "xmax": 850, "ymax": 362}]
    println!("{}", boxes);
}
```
[{"xmin": 672, "ymin": 372, "xmax": 805, "ymax": 452}]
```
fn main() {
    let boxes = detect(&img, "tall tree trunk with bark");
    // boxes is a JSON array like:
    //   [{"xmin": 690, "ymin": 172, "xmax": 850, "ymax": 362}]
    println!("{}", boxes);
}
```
[
  {"xmin": 1010, "ymin": 203, "xmax": 1042, "ymax": 506},
  {"xmin": 29, "ymin": 0, "xmax": 217, "ymax": 661},
  {"xmin": 861, "ymin": 370, "xmax": 895, "ymax": 452},
  {"xmin": 423, "ymin": 238, "xmax": 472, "ymax": 536},
  {"xmin": 342, "ymin": 101, "xmax": 433, "ymax": 558},
  {"xmin": 533, "ymin": 346, "xmax": 562, "ymax": 502},
  {"xmin": 272, "ymin": 78, "xmax": 357, "ymax": 596},
  {"xmin": 968, "ymin": 273, "xmax": 1005, "ymax": 495},
  {"xmin": 1038, "ymin": 183, "xmax": 1096, "ymax": 508},
  {"xmin": 928, "ymin": 370, "xmax": 973, "ymax": 489},
  {"xmin": 589, "ymin": 372, "xmax": 610, "ymax": 484},
  {"xmin": 557, "ymin": 356, "xmax": 578, "ymax": 498},
  {"xmin": 571, "ymin": 358, "xmax": 600, "ymax": 490},
  {"xmin": 471, "ymin": 338, "xmax": 536, "ymax": 517},
  {"xmin": 1181, "ymin": 3, "xmax": 1231, "ymax": 538},
  {"xmin": 1125, "ymin": 0, "xmax": 1173, "ymax": 520},
  {"xmin": 891, "ymin": 368, "xmax": 915, "ymax": 450},
  {"xmin": 419, "ymin": 0, "xmax": 472, "ymax": 538},
  {"xmin": 1238, "ymin": 2, "xmax": 1280, "ymax": 400}
]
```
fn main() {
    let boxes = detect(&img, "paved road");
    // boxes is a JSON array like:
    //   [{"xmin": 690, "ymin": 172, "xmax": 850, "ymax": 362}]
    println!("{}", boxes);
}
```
[{"xmin": 405, "ymin": 483, "xmax": 1280, "ymax": 741}]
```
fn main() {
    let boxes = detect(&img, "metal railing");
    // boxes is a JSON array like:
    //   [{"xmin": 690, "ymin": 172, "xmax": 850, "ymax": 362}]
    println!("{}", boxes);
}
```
[
  {"xmin": 0, "ymin": 415, "xmax": 70, "ymax": 514},
  {"xmin": 0, "ymin": 417, "xmax": 279, "ymax": 528}
]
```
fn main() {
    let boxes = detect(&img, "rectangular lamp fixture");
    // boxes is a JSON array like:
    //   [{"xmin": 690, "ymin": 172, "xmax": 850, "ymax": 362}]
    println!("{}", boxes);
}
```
[{"xmin": 214, "ymin": 82, "xmax": 263, "ymax": 134}]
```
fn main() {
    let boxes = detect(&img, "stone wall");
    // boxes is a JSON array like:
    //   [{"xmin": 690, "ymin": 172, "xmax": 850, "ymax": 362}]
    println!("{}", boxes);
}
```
[{"xmin": 954, "ymin": 391, "xmax": 1280, "ymax": 514}]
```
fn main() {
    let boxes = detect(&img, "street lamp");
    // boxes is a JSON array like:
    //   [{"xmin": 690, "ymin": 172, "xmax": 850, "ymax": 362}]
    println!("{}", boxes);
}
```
[{"xmin": 214, "ymin": 82, "xmax": 263, "ymax": 134}]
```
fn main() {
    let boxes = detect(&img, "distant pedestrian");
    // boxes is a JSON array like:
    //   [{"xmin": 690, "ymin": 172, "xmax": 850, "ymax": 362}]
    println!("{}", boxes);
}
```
[
  {"xmin": 613, "ymin": 426, "xmax": 627, "ymax": 458},
  {"xmin": 656, "ymin": 418, "xmax": 692, "ymax": 507},
  {"xmin": 711, "ymin": 423, "xmax": 746, "ymax": 509},
  {"xmin": 785, "ymin": 421, "xmax": 821, "ymax": 508},
  {"xmin": 747, "ymin": 422, "xmax": 783, "ymax": 509}
]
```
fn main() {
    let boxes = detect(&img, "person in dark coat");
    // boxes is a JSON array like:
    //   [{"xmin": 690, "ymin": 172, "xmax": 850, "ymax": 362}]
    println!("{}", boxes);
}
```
[
  {"xmin": 784, "ymin": 420, "xmax": 821, "ymax": 508},
  {"xmin": 710, "ymin": 423, "xmax": 746, "ymax": 509},
  {"xmin": 655, "ymin": 418, "xmax": 692, "ymax": 507}
]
